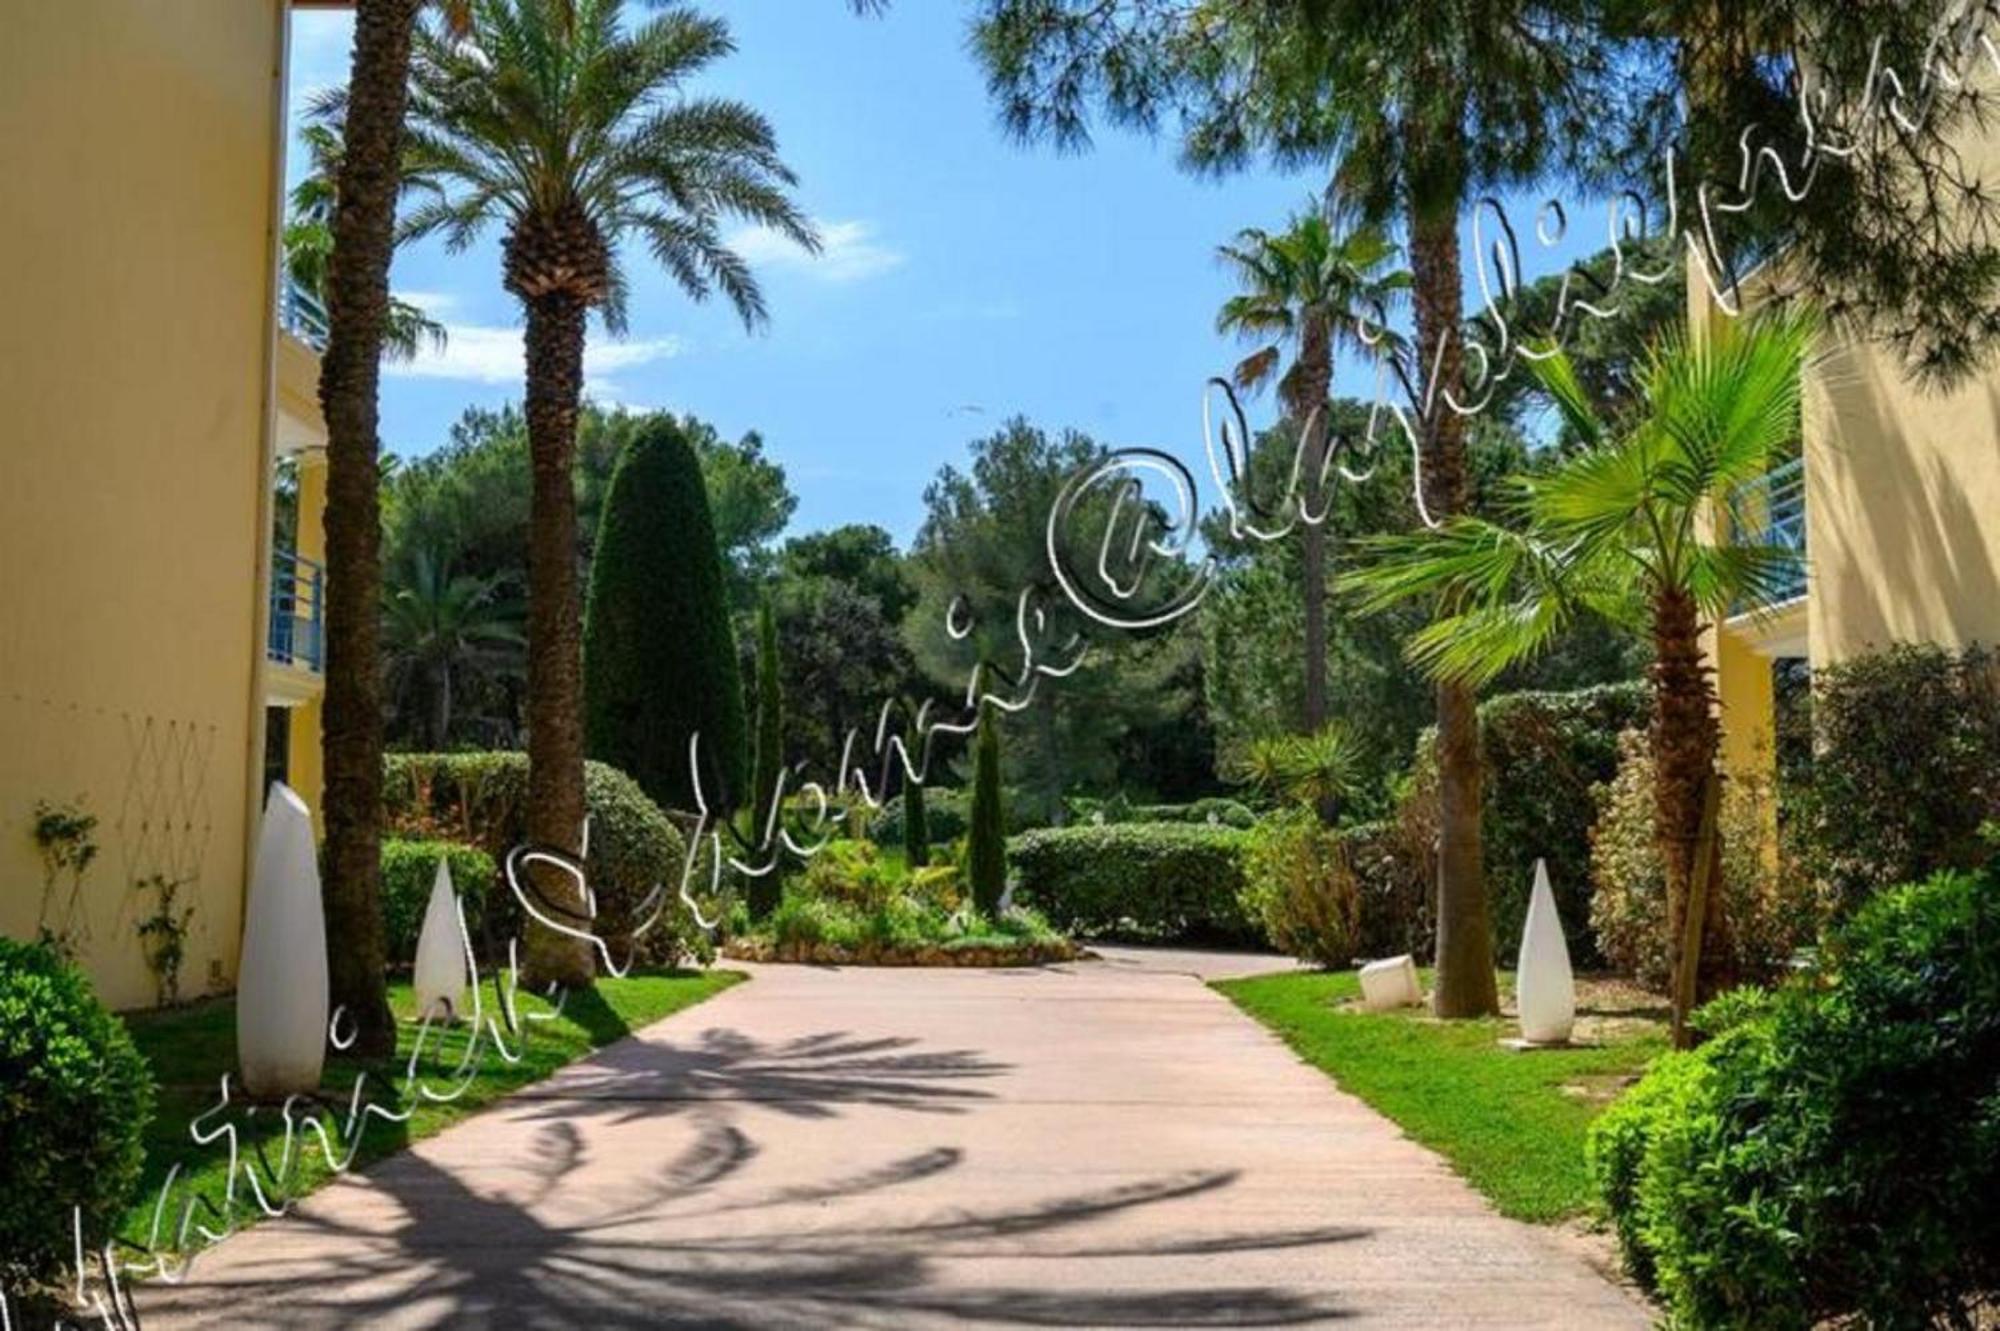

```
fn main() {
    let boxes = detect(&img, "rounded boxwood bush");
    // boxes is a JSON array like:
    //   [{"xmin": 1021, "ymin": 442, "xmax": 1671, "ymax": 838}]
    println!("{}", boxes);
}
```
[
  {"xmin": 0, "ymin": 937, "xmax": 155, "ymax": 1284},
  {"xmin": 380, "ymin": 838, "xmax": 495, "ymax": 963},
  {"xmin": 383, "ymin": 752, "xmax": 699, "ymax": 966},
  {"xmin": 1009, "ymin": 822, "xmax": 1256, "ymax": 942},
  {"xmin": 1590, "ymin": 867, "xmax": 2000, "ymax": 1327}
]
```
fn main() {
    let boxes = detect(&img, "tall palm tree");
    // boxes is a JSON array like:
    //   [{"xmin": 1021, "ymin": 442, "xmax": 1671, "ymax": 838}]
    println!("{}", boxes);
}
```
[
  {"xmin": 1345, "ymin": 311, "xmax": 1814, "ymax": 1045},
  {"xmin": 399, "ymin": 0, "xmax": 817, "ymax": 985},
  {"xmin": 315, "ymin": 0, "xmax": 429, "ymax": 1058},
  {"xmin": 1215, "ymin": 206, "xmax": 1407, "ymax": 750},
  {"xmin": 383, "ymin": 551, "xmax": 524, "ymax": 749}
]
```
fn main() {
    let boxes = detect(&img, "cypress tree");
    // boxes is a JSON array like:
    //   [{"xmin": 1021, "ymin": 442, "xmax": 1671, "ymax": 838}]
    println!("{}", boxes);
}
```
[
  {"xmin": 746, "ymin": 596, "xmax": 784, "ymax": 920},
  {"xmin": 583, "ymin": 416, "xmax": 747, "ymax": 815},
  {"xmin": 902, "ymin": 756, "xmax": 930, "ymax": 869},
  {"xmin": 966, "ymin": 703, "xmax": 1006, "ymax": 916}
]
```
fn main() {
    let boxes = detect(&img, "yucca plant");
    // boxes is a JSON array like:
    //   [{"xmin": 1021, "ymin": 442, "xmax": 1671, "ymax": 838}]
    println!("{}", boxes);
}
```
[
  {"xmin": 1227, "ymin": 723, "xmax": 1364, "ymax": 822},
  {"xmin": 1345, "ymin": 310, "xmax": 1815, "ymax": 1043},
  {"xmin": 389, "ymin": 0, "xmax": 817, "ymax": 984}
]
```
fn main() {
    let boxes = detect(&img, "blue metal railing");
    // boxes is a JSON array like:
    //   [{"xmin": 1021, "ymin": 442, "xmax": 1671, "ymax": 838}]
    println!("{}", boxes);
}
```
[
  {"xmin": 279, "ymin": 276, "xmax": 329, "ymax": 350},
  {"xmin": 268, "ymin": 549, "xmax": 325, "ymax": 672},
  {"xmin": 1727, "ymin": 456, "xmax": 1807, "ymax": 608}
]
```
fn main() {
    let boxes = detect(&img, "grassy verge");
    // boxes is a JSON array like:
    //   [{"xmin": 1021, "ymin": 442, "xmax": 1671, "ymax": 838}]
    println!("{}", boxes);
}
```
[
  {"xmin": 118, "ymin": 968, "xmax": 742, "ymax": 1252},
  {"xmin": 1214, "ymin": 970, "xmax": 1665, "ymax": 1222}
]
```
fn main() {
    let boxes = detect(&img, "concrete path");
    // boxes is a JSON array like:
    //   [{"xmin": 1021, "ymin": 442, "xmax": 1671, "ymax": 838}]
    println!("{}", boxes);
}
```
[{"xmin": 140, "ymin": 951, "xmax": 1649, "ymax": 1329}]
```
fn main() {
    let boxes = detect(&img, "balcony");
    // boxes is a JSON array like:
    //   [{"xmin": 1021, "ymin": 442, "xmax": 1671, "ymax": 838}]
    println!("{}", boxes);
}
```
[
  {"xmin": 279, "ymin": 275, "xmax": 328, "ymax": 351},
  {"xmin": 268, "ymin": 548, "xmax": 324, "ymax": 674},
  {"xmin": 1728, "ymin": 456, "xmax": 1807, "ymax": 608}
]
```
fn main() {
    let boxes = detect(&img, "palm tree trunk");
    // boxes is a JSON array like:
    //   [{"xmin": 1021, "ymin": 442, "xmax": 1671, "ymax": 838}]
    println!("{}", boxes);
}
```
[
  {"xmin": 1650, "ymin": 586, "xmax": 1732, "ymax": 1041},
  {"xmin": 433, "ymin": 662, "xmax": 452, "ymax": 752},
  {"xmin": 520, "ymin": 288, "xmax": 594, "ymax": 989},
  {"xmin": 317, "ymin": 0, "xmax": 421, "ymax": 1059},
  {"xmin": 1295, "ymin": 317, "xmax": 1332, "ymax": 740},
  {"xmin": 1408, "ymin": 136, "xmax": 1499, "ymax": 1020}
]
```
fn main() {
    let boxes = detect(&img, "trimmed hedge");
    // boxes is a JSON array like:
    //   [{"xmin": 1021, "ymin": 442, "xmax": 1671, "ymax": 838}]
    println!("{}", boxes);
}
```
[
  {"xmin": 1068, "ymin": 794, "xmax": 1258, "ymax": 829},
  {"xmin": 383, "ymin": 752, "xmax": 698, "ymax": 965},
  {"xmin": 583, "ymin": 415, "xmax": 748, "ymax": 814},
  {"xmin": 1794, "ymin": 643, "xmax": 2000, "ymax": 919},
  {"xmin": 0, "ymin": 937, "xmax": 154, "ymax": 1284},
  {"xmin": 1589, "ymin": 866, "xmax": 2000, "ymax": 1326},
  {"xmin": 380, "ymin": 838, "xmax": 495, "ymax": 963},
  {"xmin": 1404, "ymin": 680, "xmax": 1650, "ymax": 966},
  {"xmin": 1010, "ymin": 822, "xmax": 1256, "ymax": 942}
]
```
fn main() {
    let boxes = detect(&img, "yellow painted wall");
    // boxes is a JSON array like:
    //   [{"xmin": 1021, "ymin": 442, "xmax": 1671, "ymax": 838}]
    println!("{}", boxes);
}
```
[
  {"xmin": 1801, "ymin": 337, "xmax": 2000, "ymax": 663},
  {"xmin": 0, "ymin": 1, "xmax": 289, "ymax": 1010}
]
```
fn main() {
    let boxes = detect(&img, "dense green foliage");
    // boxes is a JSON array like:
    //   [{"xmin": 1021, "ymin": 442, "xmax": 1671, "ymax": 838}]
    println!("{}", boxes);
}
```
[
  {"xmin": 1239, "ymin": 808, "xmax": 1359, "ymax": 967},
  {"xmin": 967, "ymin": 706, "xmax": 1008, "ymax": 915},
  {"xmin": 876, "ymin": 788, "xmax": 970, "ymax": 847},
  {"xmin": 382, "ymin": 752, "xmax": 698, "ymax": 965},
  {"xmin": 1067, "ymin": 795, "xmax": 1258, "ymax": 829},
  {"xmin": 584, "ymin": 417, "xmax": 748, "ymax": 814},
  {"xmin": 1589, "ymin": 731, "xmax": 1812, "ymax": 991},
  {"xmin": 1590, "ymin": 868, "xmax": 2000, "ymax": 1327},
  {"xmin": 0, "ymin": 938, "xmax": 154, "ymax": 1283},
  {"xmin": 1010, "ymin": 823, "xmax": 1255, "ymax": 942},
  {"xmin": 379, "ymin": 838, "xmax": 496, "ymax": 963},
  {"xmin": 1221, "ymin": 968, "xmax": 1666, "ymax": 1223},
  {"xmin": 749, "ymin": 596, "xmax": 784, "ymax": 848},
  {"xmin": 1792, "ymin": 644, "xmax": 2000, "ymax": 920}
]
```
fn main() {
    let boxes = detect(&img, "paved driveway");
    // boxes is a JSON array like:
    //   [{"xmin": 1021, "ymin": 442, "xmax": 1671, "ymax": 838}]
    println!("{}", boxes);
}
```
[{"xmin": 140, "ymin": 950, "xmax": 1649, "ymax": 1328}]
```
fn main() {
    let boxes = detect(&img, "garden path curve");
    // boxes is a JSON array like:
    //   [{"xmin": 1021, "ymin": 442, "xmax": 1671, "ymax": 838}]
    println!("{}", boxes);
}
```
[{"xmin": 139, "ymin": 949, "xmax": 1650, "ymax": 1328}]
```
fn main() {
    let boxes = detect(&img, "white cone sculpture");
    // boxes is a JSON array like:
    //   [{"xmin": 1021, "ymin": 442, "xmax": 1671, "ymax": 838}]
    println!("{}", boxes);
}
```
[
  {"xmin": 1515, "ymin": 858, "xmax": 1577, "ymax": 1044},
  {"xmin": 237, "ymin": 783, "xmax": 329, "ymax": 1098},
  {"xmin": 412, "ymin": 856, "xmax": 469, "ymax": 1022}
]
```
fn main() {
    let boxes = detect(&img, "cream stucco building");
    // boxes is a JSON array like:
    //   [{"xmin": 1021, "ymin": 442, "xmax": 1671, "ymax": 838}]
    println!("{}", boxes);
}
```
[{"xmin": 1, "ymin": 1, "xmax": 331, "ymax": 1010}]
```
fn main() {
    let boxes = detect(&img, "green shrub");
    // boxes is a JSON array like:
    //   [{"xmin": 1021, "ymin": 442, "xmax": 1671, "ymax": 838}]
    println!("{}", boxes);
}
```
[
  {"xmin": 1010, "ymin": 822, "xmax": 1255, "ymax": 942},
  {"xmin": 1588, "ymin": 730, "xmax": 1815, "ymax": 990},
  {"xmin": 902, "ymin": 772, "xmax": 930, "ymax": 868},
  {"xmin": 1341, "ymin": 818, "xmax": 1434, "ymax": 960},
  {"xmin": 0, "ymin": 938, "xmax": 154, "ymax": 1284},
  {"xmin": 1795, "ymin": 643, "xmax": 2000, "ymax": 919},
  {"xmin": 876, "ymin": 787, "xmax": 969, "ymax": 847},
  {"xmin": 582, "ymin": 416, "xmax": 747, "ymax": 814},
  {"xmin": 967, "ymin": 706, "xmax": 1007, "ymax": 915},
  {"xmin": 1069, "ymin": 795, "xmax": 1258, "ymax": 828},
  {"xmin": 1590, "ymin": 868, "xmax": 2000, "ymax": 1327},
  {"xmin": 379, "ymin": 838, "xmax": 495, "ymax": 963},
  {"xmin": 383, "ymin": 752, "xmax": 699, "ymax": 965},
  {"xmin": 1240, "ymin": 808, "xmax": 1359, "ymax": 966}
]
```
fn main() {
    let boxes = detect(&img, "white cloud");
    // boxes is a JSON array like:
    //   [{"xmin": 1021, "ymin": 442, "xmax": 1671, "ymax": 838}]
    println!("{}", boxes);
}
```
[
  {"xmin": 729, "ymin": 218, "xmax": 905, "ymax": 284},
  {"xmin": 386, "ymin": 322, "xmax": 685, "ymax": 397}
]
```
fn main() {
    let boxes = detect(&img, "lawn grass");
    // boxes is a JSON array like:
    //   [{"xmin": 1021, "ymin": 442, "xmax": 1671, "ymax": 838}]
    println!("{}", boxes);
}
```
[
  {"xmin": 117, "ymin": 968, "xmax": 742, "ymax": 1254},
  {"xmin": 1214, "ymin": 970, "xmax": 1666, "ymax": 1223}
]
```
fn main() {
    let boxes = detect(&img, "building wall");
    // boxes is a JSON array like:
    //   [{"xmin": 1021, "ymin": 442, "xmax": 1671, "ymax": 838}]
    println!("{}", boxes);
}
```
[
  {"xmin": 1802, "ymin": 337, "xmax": 2000, "ymax": 663},
  {"xmin": 0, "ymin": 1, "xmax": 289, "ymax": 1009}
]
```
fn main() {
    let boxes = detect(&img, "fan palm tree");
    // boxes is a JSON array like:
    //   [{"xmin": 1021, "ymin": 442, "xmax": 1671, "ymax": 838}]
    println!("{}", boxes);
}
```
[
  {"xmin": 395, "ymin": 0, "xmax": 816, "ymax": 985},
  {"xmin": 1215, "ymin": 206, "xmax": 1407, "ymax": 752},
  {"xmin": 383, "ymin": 551, "xmax": 524, "ymax": 749},
  {"xmin": 1344, "ymin": 310, "xmax": 1814, "ymax": 1045}
]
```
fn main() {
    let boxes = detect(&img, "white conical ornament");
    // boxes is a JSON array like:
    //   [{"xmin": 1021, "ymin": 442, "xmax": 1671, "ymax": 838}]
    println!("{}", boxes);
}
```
[
  {"xmin": 412, "ymin": 856, "xmax": 469, "ymax": 1021},
  {"xmin": 237, "ymin": 783, "xmax": 330, "ymax": 1097},
  {"xmin": 1516, "ymin": 858, "xmax": 1577, "ymax": 1044}
]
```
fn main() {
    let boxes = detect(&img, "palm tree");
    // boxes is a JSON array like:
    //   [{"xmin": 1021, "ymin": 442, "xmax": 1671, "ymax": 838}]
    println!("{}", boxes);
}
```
[
  {"xmin": 383, "ymin": 551, "xmax": 524, "ymax": 749},
  {"xmin": 1215, "ymin": 206, "xmax": 1407, "ymax": 752},
  {"xmin": 315, "ymin": 0, "xmax": 430, "ymax": 1058},
  {"xmin": 1345, "ymin": 311, "xmax": 1814, "ymax": 1045},
  {"xmin": 399, "ymin": 0, "xmax": 817, "ymax": 985}
]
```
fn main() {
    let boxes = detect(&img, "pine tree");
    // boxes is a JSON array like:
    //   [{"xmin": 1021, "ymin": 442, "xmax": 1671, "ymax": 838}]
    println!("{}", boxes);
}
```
[
  {"xmin": 967, "ymin": 704, "xmax": 1007, "ymax": 916},
  {"xmin": 747, "ymin": 595, "xmax": 784, "ymax": 919},
  {"xmin": 583, "ymin": 417, "xmax": 747, "ymax": 815}
]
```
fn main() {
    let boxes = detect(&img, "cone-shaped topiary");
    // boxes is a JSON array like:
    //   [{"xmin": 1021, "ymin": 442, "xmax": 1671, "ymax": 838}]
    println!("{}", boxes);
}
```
[
  {"xmin": 967, "ymin": 703, "xmax": 1007, "ymax": 915},
  {"xmin": 903, "ymin": 766, "xmax": 930, "ymax": 869},
  {"xmin": 747, "ymin": 595, "xmax": 784, "ymax": 919},
  {"xmin": 584, "ymin": 416, "xmax": 747, "ymax": 814}
]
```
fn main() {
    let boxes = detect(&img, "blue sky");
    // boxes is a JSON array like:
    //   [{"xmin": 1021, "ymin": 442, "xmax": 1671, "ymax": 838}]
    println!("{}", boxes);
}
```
[{"xmin": 287, "ymin": 4, "xmax": 1605, "ymax": 546}]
